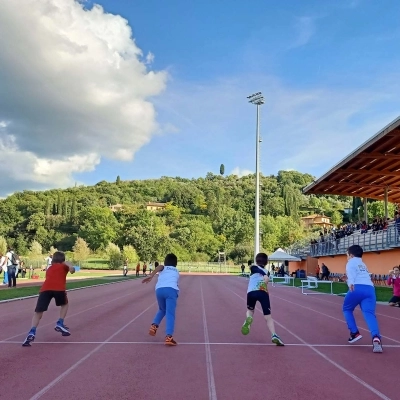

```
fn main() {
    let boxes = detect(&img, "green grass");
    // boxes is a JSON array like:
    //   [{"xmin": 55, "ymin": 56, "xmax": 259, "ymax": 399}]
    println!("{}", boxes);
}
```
[
  {"xmin": 246, "ymin": 276, "xmax": 393, "ymax": 302},
  {"xmin": 0, "ymin": 276, "xmax": 138, "ymax": 302}
]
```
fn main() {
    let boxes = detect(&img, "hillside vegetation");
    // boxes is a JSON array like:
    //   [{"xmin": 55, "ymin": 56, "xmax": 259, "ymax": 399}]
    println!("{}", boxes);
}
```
[{"xmin": 0, "ymin": 171, "xmax": 352, "ymax": 262}]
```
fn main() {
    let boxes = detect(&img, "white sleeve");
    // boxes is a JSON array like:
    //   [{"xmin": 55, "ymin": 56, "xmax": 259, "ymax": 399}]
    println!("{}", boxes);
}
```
[{"xmin": 346, "ymin": 259, "xmax": 356, "ymax": 287}]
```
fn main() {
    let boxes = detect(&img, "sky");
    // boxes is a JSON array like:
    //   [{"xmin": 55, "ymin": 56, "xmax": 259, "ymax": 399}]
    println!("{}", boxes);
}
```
[{"xmin": 0, "ymin": 0, "xmax": 400, "ymax": 195}]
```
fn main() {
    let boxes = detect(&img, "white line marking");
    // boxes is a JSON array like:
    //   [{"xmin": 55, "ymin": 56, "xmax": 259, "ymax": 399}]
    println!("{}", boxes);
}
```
[
  {"xmin": 225, "ymin": 285, "xmax": 391, "ymax": 400},
  {"xmin": 3, "ymin": 340, "xmax": 400, "ymax": 347},
  {"xmin": 29, "ymin": 302, "xmax": 156, "ymax": 400},
  {"xmin": 271, "ymin": 293, "xmax": 400, "ymax": 345},
  {"xmin": 200, "ymin": 280, "xmax": 217, "ymax": 400},
  {"xmin": 0, "ymin": 284, "xmax": 147, "ymax": 343}
]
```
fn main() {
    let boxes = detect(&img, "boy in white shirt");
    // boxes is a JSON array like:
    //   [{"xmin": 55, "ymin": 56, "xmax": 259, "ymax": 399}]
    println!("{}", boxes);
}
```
[
  {"xmin": 241, "ymin": 252, "xmax": 284, "ymax": 346},
  {"xmin": 142, "ymin": 254, "xmax": 179, "ymax": 346},
  {"xmin": 343, "ymin": 245, "xmax": 382, "ymax": 353}
]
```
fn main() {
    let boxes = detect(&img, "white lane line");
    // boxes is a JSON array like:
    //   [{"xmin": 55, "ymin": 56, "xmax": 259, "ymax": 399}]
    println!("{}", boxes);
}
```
[
  {"xmin": 29, "ymin": 301, "xmax": 156, "ymax": 400},
  {"xmin": 200, "ymin": 280, "xmax": 217, "ymax": 400},
  {"xmin": 3, "ymin": 341, "xmax": 400, "ymax": 347},
  {"xmin": 225, "ymin": 285, "xmax": 391, "ymax": 400},
  {"xmin": 0, "ymin": 284, "xmax": 147, "ymax": 343}
]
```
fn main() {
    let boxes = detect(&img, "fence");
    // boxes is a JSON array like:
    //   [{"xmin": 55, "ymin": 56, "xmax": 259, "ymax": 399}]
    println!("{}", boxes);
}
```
[{"xmin": 289, "ymin": 224, "xmax": 400, "ymax": 258}]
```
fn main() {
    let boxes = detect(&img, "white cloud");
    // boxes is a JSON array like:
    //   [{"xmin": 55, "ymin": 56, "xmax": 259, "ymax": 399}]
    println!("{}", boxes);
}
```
[
  {"xmin": 230, "ymin": 167, "xmax": 253, "ymax": 177},
  {"xmin": 290, "ymin": 16, "xmax": 317, "ymax": 48},
  {"xmin": 0, "ymin": 0, "xmax": 167, "ymax": 195}
]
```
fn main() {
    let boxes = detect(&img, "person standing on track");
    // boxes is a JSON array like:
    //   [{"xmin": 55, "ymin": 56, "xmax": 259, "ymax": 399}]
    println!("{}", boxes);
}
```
[
  {"xmin": 342, "ymin": 244, "xmax": 382, "ymax": 353},
  {"xmin": 22, "ymin": 251, "xmax": 75, "ymax": 347},
  {"xmin": 142, "ymin": 253, "xmax": 179, "ymax": 346},
  {"xmin": 387, "ymin": 266, "xmax": 400, "ymax": 307},
  {"xmin": 241, "ymin": 252, "xmax": 284, "ymax": 346}
]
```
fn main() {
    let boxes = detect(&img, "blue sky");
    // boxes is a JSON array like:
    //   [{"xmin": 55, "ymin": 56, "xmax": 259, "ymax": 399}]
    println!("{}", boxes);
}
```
[{"xmin": 1, "ymin": 0, "xmax": 400, "ymax": 193}]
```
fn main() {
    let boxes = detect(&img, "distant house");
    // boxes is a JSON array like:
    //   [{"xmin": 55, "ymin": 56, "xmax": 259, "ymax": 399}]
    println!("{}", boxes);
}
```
[
  {"xmin": 109, "ymin": 204, "xmax": 123, "ymax": 212},
  {"xmin": 146, "ymin": 202, "xmax": 166, "ymax": 212},
  {"xmin": 301, "ymin": 214, "xmax": 332, "ymax": 229}
]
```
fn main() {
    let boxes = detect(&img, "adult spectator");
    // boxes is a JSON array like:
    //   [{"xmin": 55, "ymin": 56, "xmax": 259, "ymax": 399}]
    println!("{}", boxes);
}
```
[
  {"xmin": 6, "ymin": 247, "xmax": 18, "ymax": 288},
  {"xmin": 320, "ymin": 263, "xmax": 330, "ymax": 280},
  {"xmin": 44, "ymin": 253, "xmax": 52, "ymax": 271},
  {"xmin": 1, "ymin": 251, "xmax": 8, "ymax": 285}
]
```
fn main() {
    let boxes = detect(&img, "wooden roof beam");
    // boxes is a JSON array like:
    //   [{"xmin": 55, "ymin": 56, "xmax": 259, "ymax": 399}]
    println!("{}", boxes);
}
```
[
  {"xmin": 334, "ymin": 168, "xmax": 400, "ymax": 177},
  {"xmin": 317, "ymin": 181, "xmax": 400, "ymax": 191},
  {"xmin": 357, "ymin": 152, "xmax": 400, "ymax": 160}
]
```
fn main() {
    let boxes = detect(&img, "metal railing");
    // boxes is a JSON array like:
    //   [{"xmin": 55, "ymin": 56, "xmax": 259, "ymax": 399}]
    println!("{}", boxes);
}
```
[{"xmin": 289, "ymin": 224, "xmax": 400, "ymax": 257}]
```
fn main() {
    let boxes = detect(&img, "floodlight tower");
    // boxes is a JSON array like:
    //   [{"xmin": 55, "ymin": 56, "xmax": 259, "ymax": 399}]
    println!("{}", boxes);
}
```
[{"xmin": 247, "ymin": 92, "xmax": 264, "ymax": 260}]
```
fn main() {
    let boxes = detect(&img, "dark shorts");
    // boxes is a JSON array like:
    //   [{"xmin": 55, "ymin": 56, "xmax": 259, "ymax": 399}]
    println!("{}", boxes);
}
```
[
  {"xmin": 247, "ymin": 290, "xmax": 271, "ymax": 315},
  {"xmin": 389, "ymin": 296, "xmax": 400, "ymax": 304},
  {"xmin": 35, "ymin": 291, "xmax": 68, "ymax": 313}
]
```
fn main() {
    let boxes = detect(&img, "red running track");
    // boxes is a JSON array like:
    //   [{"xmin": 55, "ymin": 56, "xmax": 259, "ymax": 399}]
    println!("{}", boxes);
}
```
[{"xmin": 0, "ymin": 276, "xmax": 398, "ymax": 400}]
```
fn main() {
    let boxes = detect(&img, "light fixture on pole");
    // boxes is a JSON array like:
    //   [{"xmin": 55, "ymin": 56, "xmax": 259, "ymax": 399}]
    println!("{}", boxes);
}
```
[{"xmin": 247, "ymin": 92, "xmax": 264, "ymax": 260}]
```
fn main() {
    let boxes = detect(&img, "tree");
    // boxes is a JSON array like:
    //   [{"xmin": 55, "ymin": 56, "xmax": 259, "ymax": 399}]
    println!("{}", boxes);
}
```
[
  {"xmin": 116, "ymin": 175, "xmax": 121, "ymax": 185},
  {"xmin": 0, "ymin": 236, "xmax": 7, "ymax": 255},
  {"xmin": 122, "ymin": 245, "xmax": 139, "ymax": 264},
  {"xmin": 29, "ymin": 240, "xmax": 43, "ymax": 259},
  {"xmin": 78, "ymin": 207, "xmax": 119, "ymax": 250},
  {"xmin": 106, "ymin": 242, "xmax": 123, "ymax": 270},
  {"xmin": 72, "ymin": 237, "xmax": 90, "ymax": 262},
  {"xmin": 70, "ymin": 197, "xmax": 77, "ymax": 223},
  {"xmin": 220, "ymin": 164, "xmax": 225, "ymax": 176}
]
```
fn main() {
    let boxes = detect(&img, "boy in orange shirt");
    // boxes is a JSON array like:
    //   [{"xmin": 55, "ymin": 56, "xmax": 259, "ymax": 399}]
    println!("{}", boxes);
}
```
[{"xmin": 22, "ymin": 251, "xmax": 75, "ymax": 347}]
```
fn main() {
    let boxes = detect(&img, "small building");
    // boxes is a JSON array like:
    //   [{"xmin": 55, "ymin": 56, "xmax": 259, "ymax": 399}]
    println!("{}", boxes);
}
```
[
  {"xmin": 109, "ymin": 204, "xmax": 123, "ymax": 212},
  {"xmin": 146, "ymin": 202, "xmax": 166, "ymax": 212},
  {"xmin": 301, "ymin": 214, "xmax": 332, "ymax": 229}
]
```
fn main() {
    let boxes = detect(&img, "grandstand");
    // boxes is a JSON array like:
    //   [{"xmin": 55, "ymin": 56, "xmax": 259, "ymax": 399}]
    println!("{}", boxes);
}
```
[{"xmin": 288, "ymin": 116, "xmax": 400, "ymax": 276}]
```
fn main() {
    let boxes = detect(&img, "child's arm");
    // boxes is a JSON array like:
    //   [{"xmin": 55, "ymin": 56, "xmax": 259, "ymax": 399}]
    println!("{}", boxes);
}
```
[
  {"xmin": 387, "ymin": 272, "xmax": 394, "ymax": 285},
  {"xmin": 142, "ymin": 265, "xmax": 164, "ymax": 284},
  {"xmin": 64, "ymin": 261, "xmax": 76, "ymax": 274},
  {"xmin": 346, "ymin": 259, "xmax": 356, "ymax": 291}
]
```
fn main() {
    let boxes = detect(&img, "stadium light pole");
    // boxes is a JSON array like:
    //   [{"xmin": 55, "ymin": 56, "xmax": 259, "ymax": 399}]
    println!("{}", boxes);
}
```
[{"xmin": 247, "ymin": 92, "xmax": 264, "ymax": 260}]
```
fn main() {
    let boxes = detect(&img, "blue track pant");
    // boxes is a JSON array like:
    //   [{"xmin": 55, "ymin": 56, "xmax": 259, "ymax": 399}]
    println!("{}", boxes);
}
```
[
  {"xmin": 152, "ymin": 287, "xmax": 179, "ymax": 336},
  {"xmin": 342, "ymin": 284, "xmax": 380, "ymax": 339}
]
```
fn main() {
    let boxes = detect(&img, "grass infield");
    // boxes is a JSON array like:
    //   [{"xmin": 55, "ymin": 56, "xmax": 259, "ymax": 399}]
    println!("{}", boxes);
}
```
[{"xmin": 0, "ymin": 276, "xmax": 138, "ymax": 302}]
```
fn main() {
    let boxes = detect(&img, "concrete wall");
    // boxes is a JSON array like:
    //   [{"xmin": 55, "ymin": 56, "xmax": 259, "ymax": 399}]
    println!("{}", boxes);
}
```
[{"xmin": 288, "ymin": 249, "xmax": 400, "ymax": 275}]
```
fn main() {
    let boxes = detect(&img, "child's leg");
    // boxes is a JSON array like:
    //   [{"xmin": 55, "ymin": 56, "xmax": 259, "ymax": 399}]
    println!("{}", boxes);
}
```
[
  {"xmin": 242, "ymin": 292, "xmax": 256, "ymax": 335},
  {"xmin": 164, "ymin": 288, "xmax": 178, "ymax": 336},
  {"xmin": 32, "ymin": 312, "xmax": 44, "ymax": 328},
  {"xmin": 359, "ymin": 286, "xmax": 380, "ymax": 339},
  {"xmin": 152, "ymin": 288, "xmax": 167, "ymax": 326},
  {"xmin": 342, "ymin": 289, "xmax": 362, "ymax": 337},
  {"xmin": 263, "ymin": 314, "xmax": 276, "ymax": 336}
]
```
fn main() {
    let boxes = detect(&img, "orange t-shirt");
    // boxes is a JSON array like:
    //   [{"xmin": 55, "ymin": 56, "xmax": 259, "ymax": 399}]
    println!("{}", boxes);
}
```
[{"xmin": 40, "ymin": 263, "xmax": 69, "ymax": 292}]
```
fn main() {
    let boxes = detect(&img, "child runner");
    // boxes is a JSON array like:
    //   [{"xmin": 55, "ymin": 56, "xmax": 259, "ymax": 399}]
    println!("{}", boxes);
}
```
[
  {"xmin": 241, "ymin": 252, "xmax": 284, "ymax": 346},
  {"xmin": 342, "ymin": 245, "xmax": 382, "ymax": 353},
  {"xmin": 142, "ymin": 253, "xmax": 179, "ymax": 346},
  {"xmin": 387, "ymin": 266, "xmax": 400, "ymax": 307},
  {"xmin": 22, "ymin": 251, "xmax": 75, "ymax": 347}
]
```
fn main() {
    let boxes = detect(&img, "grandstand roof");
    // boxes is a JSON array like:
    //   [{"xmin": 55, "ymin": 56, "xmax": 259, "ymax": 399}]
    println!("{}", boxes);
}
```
[{"xmin": 303, "ymin": 116, "xmax": 400, "ymax": 203}]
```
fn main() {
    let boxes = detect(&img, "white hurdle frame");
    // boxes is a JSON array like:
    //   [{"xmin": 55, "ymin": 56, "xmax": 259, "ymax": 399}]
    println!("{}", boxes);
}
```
[{"xmin": 301, "ymin": 276, "xmax": 334, "ymax": 295}]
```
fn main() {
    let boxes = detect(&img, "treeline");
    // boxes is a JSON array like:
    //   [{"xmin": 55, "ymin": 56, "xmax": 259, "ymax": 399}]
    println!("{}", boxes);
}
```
[{"xmin": 0, "ymin": 171, "xmax": 352, "ymax": 262}]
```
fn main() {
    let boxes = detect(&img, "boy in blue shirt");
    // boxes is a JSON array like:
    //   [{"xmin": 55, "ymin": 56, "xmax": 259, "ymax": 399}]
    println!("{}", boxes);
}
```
[
  {"xmin": 343, "ymin": 245, "xmax": 382, "ymax": 353},
  {"xmin": 241, "ymin": 252, "xmax": 284, "ymax": 346}
]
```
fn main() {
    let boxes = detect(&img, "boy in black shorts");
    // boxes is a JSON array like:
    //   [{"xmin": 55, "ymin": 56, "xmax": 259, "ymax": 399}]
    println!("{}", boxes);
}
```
[
  {"xmin": 22, "ymin": 251, "xmax": 75, "ymax": 347},
  {"xmin": 241, "ymin": 252, "xmax": 284, "ymax": 346}
]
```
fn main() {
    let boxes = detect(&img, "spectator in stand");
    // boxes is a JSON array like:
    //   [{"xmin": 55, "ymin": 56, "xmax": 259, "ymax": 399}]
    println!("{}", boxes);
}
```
[{"xmin": 387, "ymin": 267, "xmax": 400, "ymax": 307}]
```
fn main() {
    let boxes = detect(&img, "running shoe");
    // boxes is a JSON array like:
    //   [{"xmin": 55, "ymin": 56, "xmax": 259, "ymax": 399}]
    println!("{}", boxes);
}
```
[
  {"xmin": 241, "ymin": 316, "xmax": 253, "ymax": 335},
  {"xmin": 272, "ymin": 334, "xmax": 285, "ymax": 346},
  {"xmin": 22, "ymin": 332, "xmax": 35, "ymax": 347},
  {"xmin": 149, "ymin": 324, "xmax": 158, "ymax": 336},
  {"xmin": 372, "ymin": 337, "xmax": 383, "ymax": 353},
  {"xmin": 165, "ymin": 335, "xmax": 177, "ymax": 346},
  {"xmin": 348, "ymin": 331, "xmax": 362, "ymax": 344},
  {"xmin": 55, "ymin": 322, "xmax": 70, "ymax": 336}
]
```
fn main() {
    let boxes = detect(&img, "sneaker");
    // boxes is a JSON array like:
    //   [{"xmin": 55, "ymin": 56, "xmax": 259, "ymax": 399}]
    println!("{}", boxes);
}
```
[
  {"xmin": 165, "ymin": 335, "xmax": 177, "ymax": 346},
  {"xmin": 348, "ymin": 332, "xmax": 362, "ymax": 344},
  {"xmin": 149, "ymin": 324, "xmax": 158, "ymax": 336},
  {"xmin": 372, "ymin": 337, "xmax": 383, "ymax": 353},
  {"xmin": 272, "ymin": 334, "xmax": 285, "ymax": 346},
  {"xmin": 241, "ymin": 316, "xmax": 253, "ymax": 335},
  {"xmin": 22, "ymin": 332, "xmax": 35, "ymax": 347},
  {"xmin": 55, "ymin": 322, "xmax": 70, "ymax": 337}
]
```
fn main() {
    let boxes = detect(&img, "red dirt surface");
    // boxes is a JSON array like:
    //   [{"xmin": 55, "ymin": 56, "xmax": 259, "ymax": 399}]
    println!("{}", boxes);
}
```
[{"xmin": 0, "ymin": 275, "xmax": 397, "ymax": 399}]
